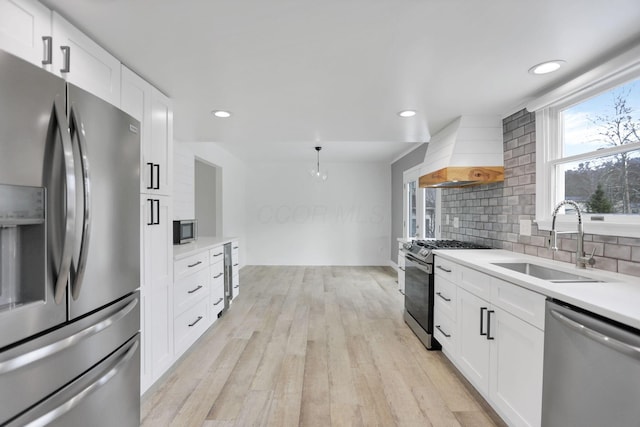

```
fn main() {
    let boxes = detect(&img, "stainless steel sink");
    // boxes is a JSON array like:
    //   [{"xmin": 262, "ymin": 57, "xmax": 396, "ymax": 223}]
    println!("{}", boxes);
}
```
[{"xmin": 491, "ymin": 262, "xmax": 603, "ymax": 283}]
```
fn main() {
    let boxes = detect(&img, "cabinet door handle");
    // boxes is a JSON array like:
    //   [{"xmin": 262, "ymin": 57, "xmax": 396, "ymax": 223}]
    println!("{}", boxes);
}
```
[
  {"xmin": 436, "ymin": 292, "xmax": 451, "ymax": 302},
  {"xmin": 398, "ymin": 289, "xmax": 405, "ymax": 295},
  {"xmin": 146, "ymin": 162, "xmax": 154, "ymax": 190},
  {"xmin": 213, "ymin": 252, "xmax": 223, "ymax": 257},
  {"xmin": 187, "ymin": 285, "xmax": 203, "ymax": 294},
  {"xmin": 42, "ymin": 36, "xmax": 52, "ymax": 65},
  {"xmin": 153, "ymin": 199, "xmax": 160, "ymax": 225},
  {"xmin": 213, "ymin": 273, "xmax": 223, "ymax": 279},
  {"xmin": 436, "ymin": 265, "xmax": 452, "ymax": 273},
  {"xmin": 435, "ymin": 325, "xmax": 451, "ymax": 338},
  {"xmin": 146, "ymin": 198, "xmax": 154, "ymax": 225},
  {"xmin": 398, "ymin": 267, "xmax": 405, "ymax": 271},
  {"xmin": 153, "ymin": 164, "xmax": 160, "ymax": 190},
  {"xmin": 188, "ymin": 316, "xmax": 203, "ymax": 327},
  {"xmin": 213, "ymin": 297, "xmax": 223, "ymax": 306},
  {"xmin": 487, "ymin": 310, "xmax": 495, "ymax": 340},
  {"xmin": 480, "ymin": 307, "xmax": 488, "ymax": 336},
  {"xmin": 188, "ymin": 261, "xmax": 202, "ymax": 268},
  {"xmin": 233, "ymin": 285, "xmax": 239, "ymax": 289},
  {"xmin": 60, "ymin": 45, "xmax": 70, "ymax": 73}
]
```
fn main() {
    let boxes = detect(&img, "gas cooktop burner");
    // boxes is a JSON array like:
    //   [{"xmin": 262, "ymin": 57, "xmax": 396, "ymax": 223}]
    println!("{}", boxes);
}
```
[
  {"xmin": 414, "ymin": 239, "xmax": 490, "ymax": 250},
  {"xmin": 402, "ymin": 239, "xmax": 490, "ymax": 263}
]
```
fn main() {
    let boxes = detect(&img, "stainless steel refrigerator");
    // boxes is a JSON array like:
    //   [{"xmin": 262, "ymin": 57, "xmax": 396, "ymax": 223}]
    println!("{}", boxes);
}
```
[{"xmin": 0, "ymin": 50, "xmax": 140, "ymax": 426}]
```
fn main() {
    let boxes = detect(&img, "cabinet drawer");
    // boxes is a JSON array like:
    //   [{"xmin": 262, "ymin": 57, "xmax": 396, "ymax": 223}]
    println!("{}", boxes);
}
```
[
  {"xmin": 434, "ymin": 310, "xmax": 456, "ymax": 357},
  {"xmin": 458, "ymin": 264, "xmax": 491, "ymax": 300},
  {"xmin": 210, "ymin": 260, "xmax": 224, "ymax": 284},
  {"xmin": 232, "ymin": 274, "xmax": 240, "ymax": 299},
  {"xmin": 211, "ymin": 283, "xmax": 225, "ymax": 316},
  {"xmin": 490, "ymin": 277, "xmax": 546, "ymax": 330},
  {"xmin": 209, "ymin": 246, "xmax": 224, "ymax": 265},
  {"xmin": 433, "ymin": 257, "xmax": 460, "ymax": 283},
  {"xmin": 175, "ymin": 251, "xmax": 209, "ymax": 279},
  {"xmin": 174, "ymin": 268, "xmax": 209, "ymax": 316},
  {"xmin": 174, "ymin": 299, "xmax": 208, "ymax": 357},
  {"xmin": 434, "ymin": 276, "xmax": 456, "ymax": 320}
]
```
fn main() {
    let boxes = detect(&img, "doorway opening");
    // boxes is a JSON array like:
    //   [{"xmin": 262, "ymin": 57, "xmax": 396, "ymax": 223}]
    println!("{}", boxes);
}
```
[{"xmin": 194, "ymin": 158, "xmax": 222, "ymax": 237}]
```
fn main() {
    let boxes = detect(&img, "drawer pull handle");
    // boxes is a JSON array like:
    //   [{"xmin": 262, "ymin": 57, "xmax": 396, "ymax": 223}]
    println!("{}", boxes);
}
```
[
  {"xmin": 213, "ymin": 298, "xmax": 223, "ymax": 306},
  {"xmin": 436, "ymin": 265, "xmax": 452, "ymax": 273},
  {"xmin": 234, "ymin": 285, "xmax": 239, "ymax": 289},
  {"xmin": 435, "ymin": 325, "xmax": 451, "ymax": 338},
  {"xmin": 213, "ymin": 273, "xmax": 223, "ymax": 279},
  {"xmin": 187, "ymin": 285, "xmax": 203, "ymax": 294},
  {"xmin": 213, "ymin": 252, "xmax": 222, "ymax": 257},
  {"xmin": 233, "ymin": 246, "xmax": 238, "ymax": 249},
  {"xmin": 188, "ymin": 316, "xmax": 203, "ymax": 327},
  {"xmin": 399, "ymin": 289, "xmax": 405, "ymax": 295},
  {"xmin": 480, "ymin": 307, "xmax": 488, "ymax": 336},
  {"xmin": 487, "ymin": 310, "xmax": 495, "ymax": 340},
  {"xmin": 233, "ymin": 263, "xmax": 239, "ymax": 267},
  {"xmin": 436, "ymin": 292, "xmax": 451, "ymax": 302},
  {"xmin": 188, "ymin": 261, "xmax": 202, "ymax": 268}
]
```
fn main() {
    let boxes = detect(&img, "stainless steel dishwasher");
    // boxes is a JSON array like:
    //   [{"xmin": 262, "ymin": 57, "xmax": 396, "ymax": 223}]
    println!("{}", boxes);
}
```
[{"xmin": 542, "ymin": 300, "xmax": 640, "ymax": 427}]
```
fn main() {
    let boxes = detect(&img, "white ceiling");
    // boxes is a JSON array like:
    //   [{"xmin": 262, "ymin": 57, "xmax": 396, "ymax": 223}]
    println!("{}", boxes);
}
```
[{"xmin": 41, "ymin": 0, "xmax": 640, "ymax": 163}]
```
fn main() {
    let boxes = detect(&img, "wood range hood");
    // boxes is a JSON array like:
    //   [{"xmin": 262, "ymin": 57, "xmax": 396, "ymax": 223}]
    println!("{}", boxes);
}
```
[{"xmin": 419, "ymin": 116, "xmax": 504, "ymax": 188}]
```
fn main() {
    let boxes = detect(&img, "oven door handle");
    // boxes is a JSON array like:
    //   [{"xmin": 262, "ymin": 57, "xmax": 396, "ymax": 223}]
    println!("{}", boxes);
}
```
[{"xmin": 404, "ymin": 253, "xmax": 432, "ymax": 274}]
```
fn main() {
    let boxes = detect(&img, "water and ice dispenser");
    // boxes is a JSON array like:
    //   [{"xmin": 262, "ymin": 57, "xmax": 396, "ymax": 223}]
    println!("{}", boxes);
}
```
[{"xmin": 0, "ymin": 184, "xmax": 45, "ymax": 311}]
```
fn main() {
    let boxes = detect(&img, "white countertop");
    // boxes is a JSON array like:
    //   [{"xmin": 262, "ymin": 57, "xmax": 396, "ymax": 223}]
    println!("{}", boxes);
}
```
[
  {"xmin": 173, "ymin": 236, "xmax": 238, "ymax": 260},
  {"xmin": 434, "ymin": 249, "xmax": 640, "ymax": 330}
]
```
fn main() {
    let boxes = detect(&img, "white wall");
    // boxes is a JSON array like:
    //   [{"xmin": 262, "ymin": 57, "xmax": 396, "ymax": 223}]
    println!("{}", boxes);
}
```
[
  {"xmin": 173, "ymin": 142, "xmax": 247, "ymax": 265},
  {"xmin": 245, "ymin": 161, "xmax": 391, "ymax": 265}
]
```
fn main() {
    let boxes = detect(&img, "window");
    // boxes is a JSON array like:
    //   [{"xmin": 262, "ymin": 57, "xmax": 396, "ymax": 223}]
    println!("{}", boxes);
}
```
[
  {"xmin": 403, "ymin": 165, "xmax": 441, "ymax": 239},
  {"xmin": 533, "ymin": 52, "xmax": 640, "ymax": 237}
]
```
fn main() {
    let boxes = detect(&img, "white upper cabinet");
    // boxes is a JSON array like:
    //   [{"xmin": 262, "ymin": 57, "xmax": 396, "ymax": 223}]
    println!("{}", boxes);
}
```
[
  {"xmin": 121, "ymin": 65, "xmax": 173, "ymax": 195},
  {"xmin": 51, "ymin": 12, "xmax": 121, "ymax": 107},
  {"xmin": 148, "ymin": 89, "xmax": 173, "ymax": 195},
  {"xmin": 121, "ymin": 66, "xmax": 153, "ymax": 193},
  {"xmin": 0, "ymin": 0, "xmax": 51, "ymax": 69}
]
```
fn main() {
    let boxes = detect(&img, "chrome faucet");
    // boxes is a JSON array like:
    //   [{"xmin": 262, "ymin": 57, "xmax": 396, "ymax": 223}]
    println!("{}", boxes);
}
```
[{"xmin": 550, "ymin": 200, "xmax": 596, "ymax": 269}]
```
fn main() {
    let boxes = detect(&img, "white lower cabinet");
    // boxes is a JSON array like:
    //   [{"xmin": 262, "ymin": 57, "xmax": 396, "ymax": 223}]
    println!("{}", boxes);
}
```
[
  {"xmin": 173, "ymin": 251, "xmax": 210, "ymax": 359},
  {"xmin": 174, "ymin": 299, "xmax": 209, "ymax": 357},
  {"xmin": 231, "ymin": 240, "xmax": 240, "ymax": 300},
  {"xmin": 210, "ymin": 245, "xmax": 225, "ymax": 322},
  {"xmin": 140, "ymin": 195, "xmax": 173, "ymax": 393},
  {"xmin": 397, "ymin": 247, "xmax": 406, "ymax": 295},
  {"xmin": 434, "ymin": 256, "xmax": 545, "ymax": 427}
]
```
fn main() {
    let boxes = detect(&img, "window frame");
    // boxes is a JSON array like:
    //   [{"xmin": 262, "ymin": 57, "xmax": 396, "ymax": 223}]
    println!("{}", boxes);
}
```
[
  {"xmin": 533, "ymin": 49, "xmax": 640, "ymax": 237},
  {"xmin": 403, "ymin": 165, "xmax": 442, "ymax": 240}
]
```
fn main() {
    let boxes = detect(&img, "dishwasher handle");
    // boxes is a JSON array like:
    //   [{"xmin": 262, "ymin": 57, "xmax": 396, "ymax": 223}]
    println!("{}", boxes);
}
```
[{"xmin": 549, "ymin": 308, "xmax": 640, "ymax": 361}]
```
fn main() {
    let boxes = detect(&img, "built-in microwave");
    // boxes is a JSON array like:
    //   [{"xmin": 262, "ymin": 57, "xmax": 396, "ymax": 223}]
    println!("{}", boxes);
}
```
[{"xmin": 173, "ymin": 219, "xmax": 197, "ymax": 245}]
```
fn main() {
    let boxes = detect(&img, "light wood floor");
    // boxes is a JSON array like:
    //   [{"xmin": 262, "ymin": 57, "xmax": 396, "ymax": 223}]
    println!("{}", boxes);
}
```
[{"xmin": 141, "ymin": 266, "xmax": 505, "ymax": 427}]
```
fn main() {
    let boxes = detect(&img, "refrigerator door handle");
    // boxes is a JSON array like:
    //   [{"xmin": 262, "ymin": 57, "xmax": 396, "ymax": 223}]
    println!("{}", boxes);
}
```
[
  {"xmin": 69, "ymin": 107, "xmax": 92, "ymax": 301},
  {"xmin": 60, "ymin": 46, "xmax": 70, "ymax": 73},
  {"xmin": 7, "ymin": 338, "xmax": 139, "ymax": 427},
  {"xmin": 42, "ymin": 36, "xmax": 52, "ymax": 65},
  {"xmin": 51, "ymin": 96, "xmax": 76, "ymax": 304},
  {"xmin": 0, "ymin": 297, "xmax": 138, "ymax": 374}
]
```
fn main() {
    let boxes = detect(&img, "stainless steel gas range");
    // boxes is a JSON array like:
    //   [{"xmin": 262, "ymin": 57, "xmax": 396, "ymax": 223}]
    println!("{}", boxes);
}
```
[{"xmin": 401, "ymin": 239, "xmax": 490, "ymax": 350}]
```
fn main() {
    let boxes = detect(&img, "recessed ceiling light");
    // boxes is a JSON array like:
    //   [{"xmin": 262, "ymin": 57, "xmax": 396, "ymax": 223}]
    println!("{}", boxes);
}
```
[
  {"xmin": 528, "ymin": 60, "xmax": 566, "ymax": 75},
  {"xmin": 398, "ymin": 110, "xmax": 416, "ymax": 118},
  {"xmin": 211, "ymin": 110, "xmax": 232, "ymax": 118}
]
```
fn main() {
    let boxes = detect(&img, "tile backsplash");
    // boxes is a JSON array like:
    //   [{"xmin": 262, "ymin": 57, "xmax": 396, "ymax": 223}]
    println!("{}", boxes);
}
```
[{"xmin": 441, "ymin": 109, "xmax": 640, "ymax": 278}]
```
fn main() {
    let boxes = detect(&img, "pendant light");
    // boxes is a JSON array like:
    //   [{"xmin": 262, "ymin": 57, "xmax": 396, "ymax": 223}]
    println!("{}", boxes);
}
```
[{"xmin": 309, "ymin": 146, "xmax": 328, "ymax": 181}]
